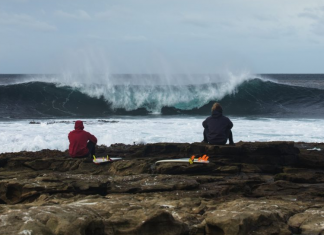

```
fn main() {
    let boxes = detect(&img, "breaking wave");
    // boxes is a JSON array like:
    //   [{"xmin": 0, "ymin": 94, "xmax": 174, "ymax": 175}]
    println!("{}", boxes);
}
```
[{"xmin": 1, "ymin": 73, "xmax": 324, "ymax": 118}]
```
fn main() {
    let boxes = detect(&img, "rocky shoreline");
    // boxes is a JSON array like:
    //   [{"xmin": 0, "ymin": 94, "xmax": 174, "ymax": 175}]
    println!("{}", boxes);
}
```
[{"xmin": 1, "ymin": 141, "xmax": 324, "ymax": 235}]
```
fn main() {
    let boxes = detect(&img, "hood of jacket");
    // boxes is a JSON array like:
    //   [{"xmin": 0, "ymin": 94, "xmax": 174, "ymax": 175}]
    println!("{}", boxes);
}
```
[
  {"xmin": 74, "ymin": 120, "xmax": 84, "ymax": 130},
  {"xmin": 211, "ymin": 110, "xmax": 223, "ymax": 118}
]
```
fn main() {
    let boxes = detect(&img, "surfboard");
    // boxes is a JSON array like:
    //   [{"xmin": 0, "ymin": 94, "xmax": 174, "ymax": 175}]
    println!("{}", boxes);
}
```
[
  {"xmin": 93, "ymin": 155, "xmax": 122, "ymax": 164},
  {"xmin": 155, "ymin": 155, "xmax": 209, "ymax": 164},
  {"xmin": 306, "ymin": 147, "xmax": 321, "ymax": 151},
  {"xmin": 155, "ymin": 158, "xmax": 209, "ymax": 164}
]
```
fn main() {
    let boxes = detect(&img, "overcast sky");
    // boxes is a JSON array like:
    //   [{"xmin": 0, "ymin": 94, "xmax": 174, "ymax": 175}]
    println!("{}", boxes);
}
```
[{"xmin": 1, "ymin": 0, "xmax": 324, "ymax": 74}]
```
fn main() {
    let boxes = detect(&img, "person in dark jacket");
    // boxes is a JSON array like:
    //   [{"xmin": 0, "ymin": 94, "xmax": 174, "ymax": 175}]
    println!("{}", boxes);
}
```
[
  {"xmin": 68, "ymin": 120, "xmax": 97, "ymax": 158},
  {"xmin": 202, "ymin": 103, "xmax": 234, "ymax": 145}
]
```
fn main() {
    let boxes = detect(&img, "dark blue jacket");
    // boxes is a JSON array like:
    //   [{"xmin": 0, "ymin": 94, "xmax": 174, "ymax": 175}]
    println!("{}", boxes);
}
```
[{"xmin": 202, "ymin": 110, "xmax": 233, "ymax": 144}]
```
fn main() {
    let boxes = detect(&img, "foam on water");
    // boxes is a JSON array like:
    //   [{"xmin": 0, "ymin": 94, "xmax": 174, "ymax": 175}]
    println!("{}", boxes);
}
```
[
  {"xmin": 58, "ymin": 71, "xmax": 253, "ymax": 113},
  {"xmin": 3, "ymin": 74, "xmax": 324, "ymax": 118},
  {"xmin": 0, "ymin": 117, "xmax": 323, "ymax": 153},
  {"xmin": 0, "ymin": 71, "xmax": 253, "ymax": 114}
]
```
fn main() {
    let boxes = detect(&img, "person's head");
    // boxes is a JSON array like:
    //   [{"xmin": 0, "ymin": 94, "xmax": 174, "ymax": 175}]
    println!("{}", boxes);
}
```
[
  {"xmin": 74, "ymin": 120, "xmax": 84, "ymax": 130},
  {"xmin": 211, "ymin": 102, "xmax": 223, "ymax": 113}
]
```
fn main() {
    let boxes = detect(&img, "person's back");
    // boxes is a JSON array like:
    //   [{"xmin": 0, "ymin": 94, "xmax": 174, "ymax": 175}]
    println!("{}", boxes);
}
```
[
  {"xmin": 202, "ymin": 103, "xmax": 234, "ymax": 145},
  {"xmin": 68, "ymin": 120, "xmax": 97, "ymax": 158}
]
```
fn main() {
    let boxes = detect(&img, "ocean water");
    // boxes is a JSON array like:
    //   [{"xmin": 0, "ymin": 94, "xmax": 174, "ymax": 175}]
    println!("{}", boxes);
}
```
[{"xmin": 1, "ymin": 73, "xmax": 324, "ymax": 153}]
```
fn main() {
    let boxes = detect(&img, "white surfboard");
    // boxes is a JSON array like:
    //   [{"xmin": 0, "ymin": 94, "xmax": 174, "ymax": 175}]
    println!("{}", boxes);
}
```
[
  {"xmin": 155, "ymin": 158, "xmax": 209, "ymax": 164},
  {"xmin": 93, "ymin": 157, "xmax": 122, "ymax": 164}
]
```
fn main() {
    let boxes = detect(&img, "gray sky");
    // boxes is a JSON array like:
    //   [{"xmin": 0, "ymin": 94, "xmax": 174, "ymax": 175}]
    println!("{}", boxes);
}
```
[{"xmin": 1, "ymin": 0, "xmax": 324, "ymax": 74}]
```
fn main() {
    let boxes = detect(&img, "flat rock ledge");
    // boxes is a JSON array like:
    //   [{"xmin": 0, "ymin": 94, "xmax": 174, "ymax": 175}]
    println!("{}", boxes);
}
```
[{"xmin": 1, "ymin": 141, "xmax": 324, "ymax": 235}]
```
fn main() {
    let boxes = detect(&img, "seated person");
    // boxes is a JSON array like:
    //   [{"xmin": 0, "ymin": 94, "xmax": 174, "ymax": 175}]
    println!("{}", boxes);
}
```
[
  {"xmin": 68, "ymin": 120, "xmax": 97, "ymax": 158},
  {"xmin": 202, "ymin": 102, "xmax": 234, "ymax": 145}
]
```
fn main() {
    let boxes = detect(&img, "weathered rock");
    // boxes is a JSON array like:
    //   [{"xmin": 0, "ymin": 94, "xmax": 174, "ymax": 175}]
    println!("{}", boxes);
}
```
[
  {"xmin": 0, "ymin": 141, "xmax": 323, "ymax": 235},
  {"xmin": 288, "ymin": 207, "xmax": 324, "ymax": 235},
  {"xmin": 204, "ymin": 199, "xmax": 305, "ymax": 235}
]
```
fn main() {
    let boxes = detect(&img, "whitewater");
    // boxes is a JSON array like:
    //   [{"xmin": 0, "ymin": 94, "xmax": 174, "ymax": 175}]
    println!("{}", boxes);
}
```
[
  {"xmin": 1, "ymin": 73, "xmax": 324, "ymax": 154},
  {"xmin": 1, "ymin": 117, "xmax": 324, "ymax": 154}
]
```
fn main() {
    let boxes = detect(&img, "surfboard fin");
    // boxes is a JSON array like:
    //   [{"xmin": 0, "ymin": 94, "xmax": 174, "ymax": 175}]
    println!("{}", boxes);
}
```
[
  {"xmin": 93, "ymin": 155, "xmax": 96, "ymax": 161},
  {"xmin": 197, "ymin": 154, "xmax": 209, "ymax": 162},
  {"xmin": 203, "ymin": 155, "xmax": 209, "ymax": 161},
  {"xmin": 106, "ymin": 155, "xmax": 109, "ymax": 161}
]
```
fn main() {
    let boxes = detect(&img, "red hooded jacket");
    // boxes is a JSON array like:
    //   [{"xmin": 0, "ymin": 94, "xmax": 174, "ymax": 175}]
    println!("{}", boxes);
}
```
[{"xmin": 68, "ymin": 120, "xmax": 97, "ymax": 157}]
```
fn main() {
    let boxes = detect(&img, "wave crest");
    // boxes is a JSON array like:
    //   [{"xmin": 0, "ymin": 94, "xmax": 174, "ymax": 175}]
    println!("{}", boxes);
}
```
[{"xmin": 1, "ymin": 73, "xmax": 324, "ymax": 118}]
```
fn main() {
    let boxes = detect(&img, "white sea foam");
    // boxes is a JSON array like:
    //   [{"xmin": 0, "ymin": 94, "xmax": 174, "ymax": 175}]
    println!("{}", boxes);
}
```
[
  {"xmin": 0, "ymin": 117, "xmax": 324, "ymax": 154},
  {"xmin": 56, "ymin": 71, "xmax": 253, "ymax": 113},
  {"xmin": 2, "ymin": 71, "xmax": 253, "ymax": 114}
]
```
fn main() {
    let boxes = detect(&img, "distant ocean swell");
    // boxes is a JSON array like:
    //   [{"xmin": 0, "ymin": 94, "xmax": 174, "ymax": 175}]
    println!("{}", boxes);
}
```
[{"xmin": 1, "ymin": 78, "xmax": 324, "ymax": 118}]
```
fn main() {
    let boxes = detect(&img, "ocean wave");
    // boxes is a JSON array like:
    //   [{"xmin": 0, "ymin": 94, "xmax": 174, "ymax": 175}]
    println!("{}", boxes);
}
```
[{"xmin": 1, "ymin": 75, "xmax": 324, "ymax": 118}]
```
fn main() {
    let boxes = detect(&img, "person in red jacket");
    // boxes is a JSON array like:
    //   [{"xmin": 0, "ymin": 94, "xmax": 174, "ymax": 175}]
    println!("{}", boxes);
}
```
[{"xmin": 68, "ymin": 120, "xmax": 97, "ymax": 158}]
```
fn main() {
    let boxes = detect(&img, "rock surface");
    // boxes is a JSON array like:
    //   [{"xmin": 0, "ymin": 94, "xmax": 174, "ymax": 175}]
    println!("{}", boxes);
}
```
[{"xmin": 0, "ymin": 141, "xmax": 324, "ymax": 234}]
